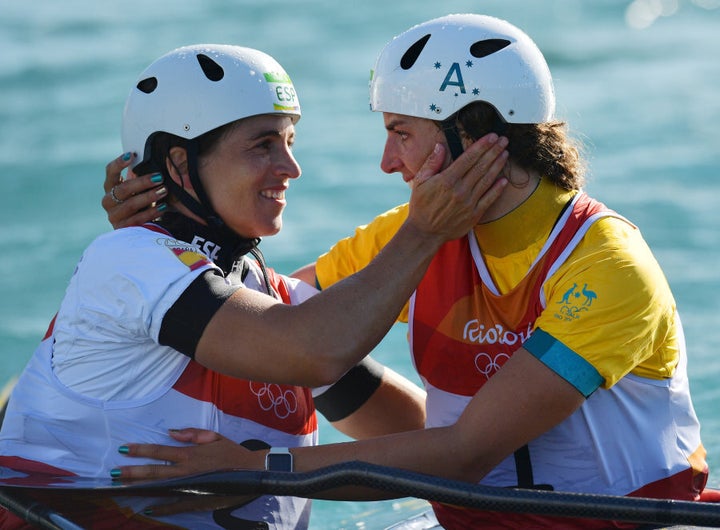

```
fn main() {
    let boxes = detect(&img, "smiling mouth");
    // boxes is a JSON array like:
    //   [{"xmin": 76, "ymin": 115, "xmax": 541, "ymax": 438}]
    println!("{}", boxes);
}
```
[{"xmin": 261, "ymin": 189, "xmax": 286, "ymax": 200}]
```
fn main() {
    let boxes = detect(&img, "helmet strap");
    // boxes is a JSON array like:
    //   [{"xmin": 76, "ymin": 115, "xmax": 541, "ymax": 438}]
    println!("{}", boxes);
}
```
[
  {"xmin": 162, "ymin": 140, "xmax": 227, "ymax": 233},
  {"xmin": 186, "ymin": 140, "xmax": 224, "ymax": 229},
  {"xmin": 441, "ymin": 112, "xmax": 509, "ymax": 161},
  {"xmin": 164, "ymin": 139, "xmax": 270, "ymax": 274},
  {"xmin": 441, "ymin": 118, "xmax": 465, "ymax": 161}
]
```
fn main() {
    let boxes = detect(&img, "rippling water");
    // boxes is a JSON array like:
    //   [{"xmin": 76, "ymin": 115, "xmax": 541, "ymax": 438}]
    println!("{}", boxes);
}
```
[{"xmin": 1, "ymin": 1, "xmax": 718, "ymax": 527}]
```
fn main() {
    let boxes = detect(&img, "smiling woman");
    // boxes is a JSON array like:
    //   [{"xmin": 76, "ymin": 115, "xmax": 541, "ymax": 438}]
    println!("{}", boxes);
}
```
[
  {"xmin": 119, "ymin": 44, "xmax": 302, "ymax": 245},
  {"xmin": 0, "ymin": 42, "xmax": 507, "ymax": 529},
  {"xmin": 87, "ymin": 15, "xmax": 713, "ymax": 530},
  {"xmin": 192, "ymin": 115, "xmax": 301, "ymax": 239}
]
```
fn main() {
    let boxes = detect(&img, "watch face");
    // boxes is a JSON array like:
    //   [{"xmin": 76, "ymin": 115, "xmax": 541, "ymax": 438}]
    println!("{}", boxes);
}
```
[{"xmin": 267, "ymin": 452, "xmax": 293, "ymax": 472}]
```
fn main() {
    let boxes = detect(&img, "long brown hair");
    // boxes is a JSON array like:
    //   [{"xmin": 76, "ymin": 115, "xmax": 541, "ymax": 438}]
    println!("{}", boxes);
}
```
[{"xmin": 452, "ymin": 101, "xmax": 587, "ymax": 191}]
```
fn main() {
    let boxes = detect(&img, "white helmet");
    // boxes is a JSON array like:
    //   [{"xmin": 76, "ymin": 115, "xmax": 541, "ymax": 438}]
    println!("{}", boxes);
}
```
[
  {"xmin": 122, "ymin": 44, "xmax": 301, "ymax": 169},
  {"xmin": 369, "ymin": 14, "xmax": 555, "ymax": 124}
]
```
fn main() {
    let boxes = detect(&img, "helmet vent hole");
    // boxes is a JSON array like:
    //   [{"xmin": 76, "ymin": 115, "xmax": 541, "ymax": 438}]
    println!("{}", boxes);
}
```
[
  {"xmin": 470, "ymin": 39, "xmax": 511, "ymax": 58},
  {"xmin": 196, "ymin": 54, "xmax": 225, "ymax": 82},
  {"xmin": 136, "ymin": 77, "xmax": 158, "ymax": 94},
  {"xmin": 400, "ymin": 34, "xmax": 431, "ymax": 70}
]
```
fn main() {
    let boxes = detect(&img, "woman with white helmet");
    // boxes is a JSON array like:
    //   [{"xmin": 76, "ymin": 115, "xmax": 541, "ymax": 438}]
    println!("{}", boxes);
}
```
[
  {"xmin": 314, "ymin": 14, "xmax": 710, "ymax": 527},
  {"xmin": 109, "ymin": 15, "xmax": 711, "ymax": 529},
  {"xmin": 0, "ymin": 43, "xmax": 507, "ymax": 528},
  {"xmin": 318, "ymin": 12, "xmax": 711, "ymax": 525}
]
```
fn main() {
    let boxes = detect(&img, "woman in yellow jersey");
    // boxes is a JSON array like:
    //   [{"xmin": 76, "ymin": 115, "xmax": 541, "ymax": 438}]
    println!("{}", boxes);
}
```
[{"xmin": 105, "ymin": 15, "xmax": 710, "ymax": 530}]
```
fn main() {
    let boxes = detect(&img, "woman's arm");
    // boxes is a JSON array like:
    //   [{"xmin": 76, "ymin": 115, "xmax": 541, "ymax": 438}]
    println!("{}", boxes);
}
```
[
  {"xmin": 327, "ymin": 366, "xmax": 426, "ymax": 439},
  {"xmin": 193, "ymin": 137, "xmax": 508, "ymax": 387},
  {"xmin": 284, "ymin": 348, "xmax": 584, "ymax": 486},
  {"xmin": 114, "ymin": 348, "xmax": 584, "ymax": 500},
  {"xmin": 290, "ymin": 263, "xmax": 317, "ymax": 286}
]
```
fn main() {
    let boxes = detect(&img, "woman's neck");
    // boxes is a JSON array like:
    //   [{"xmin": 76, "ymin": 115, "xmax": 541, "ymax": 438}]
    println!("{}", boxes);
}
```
[
  {"xmin": 474, "ymin": 177, "xmax": 576, "ymax": 258},
  {"xmin": 480, "ymin": 162, "xmax": 541, "ymax": 223}
]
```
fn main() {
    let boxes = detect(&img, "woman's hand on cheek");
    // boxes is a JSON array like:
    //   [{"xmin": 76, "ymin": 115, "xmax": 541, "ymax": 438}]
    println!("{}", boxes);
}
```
[{"xmin": 408, "ymin": 134, "xmax": 508, "ymax": 241}]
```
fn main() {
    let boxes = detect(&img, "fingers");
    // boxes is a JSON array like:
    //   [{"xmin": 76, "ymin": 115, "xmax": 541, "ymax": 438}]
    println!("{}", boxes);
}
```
[
  {"xmin": 168, "ymin": 428, "xmax": 224, "ymax": 444},
  {"xmin": 112, "ymin": 429, "xmax": 231, "ymax": 481},
  {"xmin": 406, "ymin": 133, "xmax": 509, "ymax": 242},
  {"xmin": 104, "ymin": 152, "xmax": 134, "ymax": 193},
  {"xmin": 113, "ymin": 462, "xmax": 185, "ymax": 480},
  {"xmin": 413, "ymin": 133, "xmax": 508, "ymax": 196},
  {"xmin": 102, "ymin": 172, "xmax": 168, "ymax": 229},
  {"xmin": 122, "ymin": 442, "xmax": 189, "ymax": 463},
  {"xmin": 101, "ymin": 173, "xmax": 162, "ymax": 210},
  {"xmin": 112, "ymin": 443, "xmax": 190, "ymax": 480},
  {"xmin": 449, "ymin": 133, "xmax": 507, "ymax": 188},
  {"xmin": 459, "ymin": 134, "xmax": 509, "ymax": 208},
  {"xmin": 435, "ymin": 133, "xmax": 509, "ymax": 223},
  {"xmin": 414, "ymin": 143, "xmax": 447, "ymax": 186}
]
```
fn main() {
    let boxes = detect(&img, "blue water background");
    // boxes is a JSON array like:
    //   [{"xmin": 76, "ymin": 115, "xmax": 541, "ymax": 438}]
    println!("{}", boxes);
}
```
[{"xmin": 1, "ymin": 1, "xmax": 719, "ymax": 527}]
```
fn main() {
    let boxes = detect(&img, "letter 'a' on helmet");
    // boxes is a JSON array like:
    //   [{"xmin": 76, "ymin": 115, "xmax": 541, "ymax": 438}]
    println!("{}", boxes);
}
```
[
  {"xmin": 369, "ymin": 14, "xmax": 555, "ymax": 124},
  {"xmin": 122, "ymin": 44, "xmax": 301, "ymax": 170}
]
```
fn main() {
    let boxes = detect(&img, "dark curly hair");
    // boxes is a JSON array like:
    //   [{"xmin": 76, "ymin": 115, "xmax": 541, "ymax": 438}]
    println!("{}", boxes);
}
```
[{"xmin": 449, "ymin": 101, "xmax": 586, "ymax": 191}]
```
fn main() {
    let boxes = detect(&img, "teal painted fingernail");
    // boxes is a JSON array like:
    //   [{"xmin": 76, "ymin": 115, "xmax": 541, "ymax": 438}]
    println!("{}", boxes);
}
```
[
  {"xmin": 143, "ymin": 508, "xmax": 154, "ymax": 516},
  {"xmin": 110, "ymin": 468, "xmax": 122, "ymax": 478},
  {"xmin": 156, "ymin": 202, "xmax": 167, "ymax": 212},
  {"xmin": 151, "ymin": 173, "xmax": 163, "ymax": 183},
  {"xmin": 122, "ymin": 152, "xmax": 132, "ymax": 161},
  {"xmin": 118, "ymin": 445, "xmax": 129, "ymax": 454}
]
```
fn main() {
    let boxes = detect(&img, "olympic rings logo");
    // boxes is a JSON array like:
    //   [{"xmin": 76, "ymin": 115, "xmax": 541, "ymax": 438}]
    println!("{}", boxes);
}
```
[
  {"xmin": 249, "ymin": 382, "xmax": 298, "ymax": 419},
  {"xmin": 474, "ymin": 352, "xmax": 510, "ymax": 379}
]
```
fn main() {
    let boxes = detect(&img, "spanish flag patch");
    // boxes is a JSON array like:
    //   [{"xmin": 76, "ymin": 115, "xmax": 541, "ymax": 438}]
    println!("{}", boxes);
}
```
[{"xmin": 171, "ymin": 248, "xmax": 210, "ymax": 271}]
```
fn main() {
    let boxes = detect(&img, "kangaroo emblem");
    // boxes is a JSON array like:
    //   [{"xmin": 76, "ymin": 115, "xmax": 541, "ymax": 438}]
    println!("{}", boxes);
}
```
[{"xmin": 559, "ymin": 283, "xmax": 577, "ymax": 304}]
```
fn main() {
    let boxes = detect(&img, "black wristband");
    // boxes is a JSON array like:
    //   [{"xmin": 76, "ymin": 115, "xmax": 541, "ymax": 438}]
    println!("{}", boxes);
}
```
[{"xmin": 314, "ymin": 357, "xmax": 385, "ymax": 422}]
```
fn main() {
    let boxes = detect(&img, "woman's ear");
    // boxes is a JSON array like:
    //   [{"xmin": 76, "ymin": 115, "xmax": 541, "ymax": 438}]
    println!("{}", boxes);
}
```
[{"xmin": 166, "ymin": 147, "xmax": 192, "ymax": 190}]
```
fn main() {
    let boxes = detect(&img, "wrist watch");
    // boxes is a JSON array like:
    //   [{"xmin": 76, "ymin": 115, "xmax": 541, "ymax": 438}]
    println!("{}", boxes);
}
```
[{"xmin": 265, "ymin": 447, "xmax": 293, "ymax": 472}]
